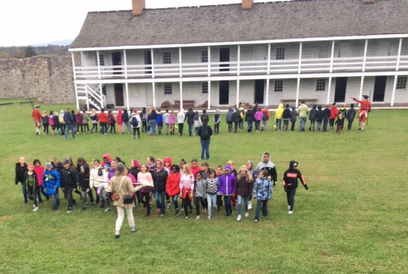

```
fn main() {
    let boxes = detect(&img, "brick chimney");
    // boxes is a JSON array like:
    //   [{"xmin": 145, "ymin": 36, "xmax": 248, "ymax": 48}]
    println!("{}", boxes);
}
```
[
  {"xmin": 242, "ymin": 0, "xmax": 254, "ymax": 10},
  {"xmin": 132, "ymin": 0, "xmax": 145, "ymax": 16}
]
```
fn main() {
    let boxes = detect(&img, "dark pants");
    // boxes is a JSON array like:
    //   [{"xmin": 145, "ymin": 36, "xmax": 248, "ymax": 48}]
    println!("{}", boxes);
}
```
[
  {"xmin": 43, "ymin": 125, "xmax": 49, "ymax": 134},
  {"xmin": 239, "ymin": 119, "xmax": 244, "ymax": 129},
  {"xmin": 227, "ymin": 122, "xmax": 232, "ymax": 132},
  {"xmin": 309, "ymin": 121, "xmax": 316, "ymax": 131},
  {"xmin": 142, "ymin": 121, "xmax": 147, "ymax": 132},
  {"xmin": 234, "ymin": 121, "xmax": 239, "ymax": 132},
  {"xmin": 178, "ymin": 123, "xmax": 184, "ymax": 136},
  {"xmin": 255, "ymin": 120, "xmax": 260, "ymax": 131},
  {"xmin": 329, "ymin": 119, "xmax": 335, "ymax": 129},
  {"xmin": 67, "ymin": 187, "xmax": 76, "ymax": 210},
  {"xmin": 100, "ymin": 123, "xmax": 107, "ymax": 134},
  {"xmin": 105, "ymin": 191, "xmax": 111, "ymax": 208},
  {"xmin": 90, "ymin": 123, "xmax": 98, "ymax": 133},
  {"xmin": 255, "ymin": 200, "xmax": 268, "ymax": 220},
  {"xmin": 83, "ymin": 123, "xmax": 89, "ymax": 132},
  {"xmin": 37, "ymin": 187, "xmax": 49, "ymax": 202},
  {"xmin": 224, "ymin": 196, "xmax": 232, "ymax": 216},
  {"xmin": 64, "ymin": 124, "xmax": 75, "ymax": 139},
  {"xmin": 291, "ymin": 121, "xmax": 296, "ymax": 131},
  {"xmin": 323, "ymin": 118, "xmax": 329, "ymax": 132},
  {"xmin": 183, "ymin": 193, "xmax": 192, "ymax": 217},
  {"xmin": 217, "ymin": 195, "xmax": 223, "ymax": 210},
  {"xmin": 286, "ymin": 187, "xmax": 297, "ymax": 211},
  {"xmin": 77, "ymin": 124, "xmax": 83, "ymax": 133},
  {"xmin": 21, "ymin": 182, "xmax": 28, "ymax": 203},
  {"xmin": 214, "ymin": 123, "xmax": 220, "ymax": 134},
  {"xmin": 154, "ymin": 191, "xmax": 166, "ymax": 215},
  {"xmin": 195, "ymin": 197, "xmax": 207, "ymax": 215},
  {"xmin": 247, "ymin": 121, "xmax": 253, "ymax": 132},
  {"xmin": 188, "ymin": 123, "xmax": 194, "ymax": 136},
  {"xmin": 133, "ymin": 128, "xmax": 140, "ymax": 139},
  {"xmin": 347, "ymin": 119, "xmax": 354, "ymax": 130},
  {"xmin": 141, "ymin": 192, "xmax": 151, "ymax": 216},
  {"xmin": 200, "ymin": 139, "xmax": 210, "ymax": 160},
  {"xmin": 109, "ymin": 124, "xmax": 116, "ymax": 133},
  {"xmin": 283, "ymin": 119, "xmax": 289, "ymax": 131}
]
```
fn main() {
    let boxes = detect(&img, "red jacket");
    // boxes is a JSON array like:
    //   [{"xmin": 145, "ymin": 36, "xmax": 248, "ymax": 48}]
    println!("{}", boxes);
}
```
[
  {"xmin": 329, "ymin": 107, "xmax": 338, "ymax": 120},
  {"xmin": 98, "ymin": 113, "xmax": 108, "ymax": 123},
  {"xmin": 191, "ymin": 166, "xmax": 201, "ymax": 177},
  {"xmin": 33, "ymin": 166, "xmax": 45, "ymax": 186},
  {"xmin": 32, "ymin": 109, "xmax": 41, "ymax": 123},
  {"xmin": 353, "ymin": 98, "xmax": 372, "ymax": 112},
  {"xmin": 117, "ymin": 110, "xmax": 123, "ymax": 124},
  {"xmin": 166, "ymin": 172, "xmax": 181, "ymax": 197}
]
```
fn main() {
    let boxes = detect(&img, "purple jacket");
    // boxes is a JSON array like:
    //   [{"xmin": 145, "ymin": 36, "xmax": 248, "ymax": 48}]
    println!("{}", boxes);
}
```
[
  {"xmin": 219, "ymin": 174, "xmax": 235, "ymax": 196},
  {"xmin": 108, "ymin": 168, "xmax": 116, "ymax": 181},
  {"xmin": 254, "ymin": 111, "xmax": 263, "ymax": 121}
]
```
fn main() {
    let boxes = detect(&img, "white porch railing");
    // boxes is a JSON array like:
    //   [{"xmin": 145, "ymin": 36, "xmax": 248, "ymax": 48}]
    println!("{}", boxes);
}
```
[{"xmin": 74, "ymin": 55, "xmax": 408, "ymax": 80}]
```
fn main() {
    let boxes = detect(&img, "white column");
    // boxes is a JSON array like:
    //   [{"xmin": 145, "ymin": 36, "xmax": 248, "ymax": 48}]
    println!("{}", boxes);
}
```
[
  {"xmin": 327, "ymin": 77, "xmax": 332, "ymax": 104},
  {"xmin": 150, "ymin": 49, "xmax": 155, "ymax": 78},
  {"xmin": 208, "ymin": 46, "xmax": 211, "ymax": 77},
  {"xmin": 236, "ymin": 80, "xmax": 240, "ymax": 108},
  {"xmin": 123, "ymin": 50, "xmax": 128, "ymax": 79},
  {"xmin": 179, "ymin": 47, "xmax": 182, "ymax": 77},
  {"xmin": 86, "ymin": 86, "xmax": 89, "ymax": 110},
  {"xmin": 330, "ymin": 41, "xmax": 335, "ymax": 73},
  {"xmin": 296, "ymin": 78, "xmax": 300, "ymax": 107},
  {"xmin": 362, "ymin": 39, "xmax": 368, "ymax": 72},
  {"xmin": 267, "ymin": 44, "xmax": 271, "ymax": 75},
  {"xmin": 152, "ymin": 82, "xmax": 156, "ymax": 108},
  {"xmin": 125, "ymin": 83, "xmax": 130, "ymax": 110},
  {"xmin": 298, "ymin": 42, "xmax": 303, "ymax": 74},
  {"xmin": 76, "ymin": 97, "xmax": 79, "ymax": 110},
  {"xmin": 96, "ymin": 50, "xmax": 101, "ymax": 79},
  {"xmin": 179, "ymin": 82, "xmax": 183, "ymax": 110},
  {"xmin": 208, "ymin": 81, "xmax": 211, "ymax": 110},
  {"xmin": 99, "ymin": 83, "xmax": 103, "ymax": 108},
  {"xmin": 265, "ymin": 79, "xmax": 270, "ymax": 107},
  {"xmin": 359, "ymin": 76, "xmax": 365, "ymax": 104},
  {"xmin": 391, "ymin": 38, "xmax": 403, "ymax": 106},
  {"xmin": 71, "ymin": 52, "xmax": 76, "ymax": 80},
  {"xmin": 237, "ymin": 45, "xmax": 241, "ymax": 76}
]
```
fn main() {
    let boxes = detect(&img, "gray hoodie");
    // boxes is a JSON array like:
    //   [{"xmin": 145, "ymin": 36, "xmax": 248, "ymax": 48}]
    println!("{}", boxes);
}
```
[
  {"xmin": 194, "ymin": 178, "xmax": 207, "ymax": 198},
  {"xmin": 226, "ymin": 108, "xmax": 234, "ymax": 123},
  {"xmin": 255, "ymin": 152, "xmax": 277, "ymax": 183}
]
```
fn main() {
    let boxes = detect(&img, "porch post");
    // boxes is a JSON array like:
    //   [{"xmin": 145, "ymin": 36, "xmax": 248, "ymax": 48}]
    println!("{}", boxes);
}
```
[
  {"xmin": 391, "ymin": 38, "xmax": 403, "ymax": 106},
  {"xmin": 123, "ymin": 50, "xmax": 128, "ymax": 79},
  {"xmin": 237, "ymin": 45, "xmax": 241, "ymax": 76},
  {"xmin": 327, "ymin": 41, "xmax": 335, "ymax": 104},
  {"xmin": 96, "ymin": 50, "xmax": 101, "ymax": 79},
  {"xmin": 71, "ymin": 52, "xmax": 76, "ymax": 80},
  {"xmin": 125, "ymin": 83, "xmax": 130, "ymax": 110},
  {"xmin": 236, "ymin": 80, "xmax": 240, "ymax": 108},
  {"xmin": 179, "ymin": 47, "xmax": 182, "ymax": 77},
  {"xmin": 362, "ymin": 39, "xmax": 368, "ymax": 73},
  {"xmin": 359, "ymin": 76, "xmax": 364, "ymax": 104},
  {"xmin": 208, "ymin": 46, "xmax": 211, "ymax": 77},
  {"xmin": 152, "ymin": 82, "xmax": 156, "ymax": 108},
  {"xmin": 180, "ymin": 82, "xmax": 183, "ymax": 110},
  {"xmin": 99, "ymin": 83, "xmax": 104, "ymax": 108},
  {"xmin": 208, "ymin": 81, "xmax": 211, "ymax": 110},
  {"xmin": 267, "ymin": 44, "xmax": 271, "ymax": 75},
  {"xmin": 265, "ymin": 79, "xmax": 270, "ymax": 107},
  {"xmin": 150, "ymin": 49, "xmax": 155, "ymax": 78},
  {"xmin": 327, "ymin": 77, "xmax": 332, "ymax": 105},
  {"xmin": 391, "ymin": 76, "xmax": 398, "ymax": 107},
  {"xmin": 296, "ymin": 78, "xmax": 300, "ymax": 107},
  {"xmin": 298, "ymin": 42, "xmax": 303, "ymax": 74}
]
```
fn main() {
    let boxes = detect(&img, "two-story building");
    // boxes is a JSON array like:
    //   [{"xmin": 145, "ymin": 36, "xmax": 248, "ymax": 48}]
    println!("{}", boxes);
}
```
[{"xmin": 69, "ymin": 0, "xmax": 408, "ymax": 110}]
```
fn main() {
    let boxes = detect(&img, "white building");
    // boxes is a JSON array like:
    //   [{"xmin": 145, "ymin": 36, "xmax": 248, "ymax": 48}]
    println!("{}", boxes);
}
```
[{"xmin": 69, "ymin": 0, "xmax": 408, "ymax": 110}]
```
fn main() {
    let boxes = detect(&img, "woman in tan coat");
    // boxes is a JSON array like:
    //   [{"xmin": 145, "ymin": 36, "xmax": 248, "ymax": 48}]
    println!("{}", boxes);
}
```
[{"xmin": 108, "ymin": 163, "xmax": 145, "ymax": 239}]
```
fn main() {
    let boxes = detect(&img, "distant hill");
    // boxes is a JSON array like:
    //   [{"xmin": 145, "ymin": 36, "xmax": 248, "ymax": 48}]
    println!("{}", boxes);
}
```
[
  {"xmin": 0, "ymin": 44, "xmax": 69, "ymax": 59},
  {"xmin": 31, "ymin": 39, "xmax": 73, "ymax": 47}
]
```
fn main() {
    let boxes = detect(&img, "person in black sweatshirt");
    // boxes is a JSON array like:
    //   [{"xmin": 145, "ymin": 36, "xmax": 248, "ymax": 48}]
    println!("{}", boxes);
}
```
[
  {"xmin": 282, "ymin": 104, "xmax": 291, "ymax": 131},
  {"xmin": 308, "ymin": 105, "xmax": 317, "ymax": 131},
  {"xmin": 232, "ymin": 108, "xmax": 240, "ymax": 133},
  {"xmin": 316, "ymin": 105, "xmax": 324, "ymax": 131},
  {"xmin": 322, "ymin": 105, "xmax": 331, "ymax": 132},
  {"xmin": 60, "ymin": 160, "xmax": 78, "ymax": 213},
  {"xmin": 282, "ymin": 161, "xmax": 308, "ymax": 214},
  {"xmin": 346, "ymin": 104, "xmax": 357, "ymax": 131},
  {"xmin": 245, "ymin": 106, "xmax": 255, "ymax": 133},
  {"xmin": 186, "ymin": 108, "xmax": 195, "ymax": 136},
  {"xmin": 290, "ymin": 106, "xmax": 297, "ymax": 131},
  {"xmin": 15, "ymin": 157, "xmax": 28, "ymax": 204}
]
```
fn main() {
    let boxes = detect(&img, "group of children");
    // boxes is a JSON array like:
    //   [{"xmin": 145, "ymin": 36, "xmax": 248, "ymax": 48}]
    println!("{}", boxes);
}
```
[{"xmin": 15, "ymin": 152, "xmax": 308, "ymax": 222}]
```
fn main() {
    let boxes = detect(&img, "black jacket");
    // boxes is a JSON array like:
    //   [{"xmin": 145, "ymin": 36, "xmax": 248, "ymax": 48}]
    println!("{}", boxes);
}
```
[
  {"xmin": 282, "ymin": 109, "xmax": 291, "ymax": 119},
  {"xmin": 316, "ymin": 108, "xmax": 324, "ymax": 123},
  {"xmin": 245, "ymin": 109, "xmax": 255, "ymax": 122},
  {"xmin": 122, "ymin": 111, "xmax": 130, "ymax": 123},
  {"xmin": 201, "ymin": 113, "xmax": 209, "ymax": 122},
  {"xmin": 78, "ymin": 172, "xmax": 90, "ymax": 188},
  {"xmin": 15, "ymin": 163, "xmax": 27, "ymax": 185},
  {"xmin": 152, "ymin": 168, "xmax": 168, "ymax": 192},
  {"xmin": 323, "ymin": 108, "xmax": 331, "ymax": 119},
  {"xmin": 235, "ymin": 177, "xmax": 253, "ymax": 197},
  {"xmin": 52, "ymin": 162, "xmax": 63, "ymax": 173},
  {"xmin": 283, "ymin": 161, "xmax": 306, "ymax": 189},
  {"xmin": 347, "ymin": 108, "xmax": 356, "ymax": 121},
  {"xmin": 60, "ymin": 167, "xmax": 77, "ymax": 188},
  {"xmin": 309, "ymin": 107, "xmax": 318, "ymax": 122},
  {"xmin": 232, "ymin": 110, "xmax": 240, "ymax": 122},
  {"xmin": 197, "ymin": 124, "xmax": 213, "ymax": 140},
  {"xmin": 186, "ymin": 110, "xmax": 195, "ymax": 124},
  {"xmin": 129, "ymin": 168, "xmax": 140, "ymax": 180}
]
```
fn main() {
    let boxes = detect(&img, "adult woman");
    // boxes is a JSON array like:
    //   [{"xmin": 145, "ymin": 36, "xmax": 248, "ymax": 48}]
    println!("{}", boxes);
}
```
[{"xmin": 108, "ymin": 163, "xmax": 144, "ymax": 239}]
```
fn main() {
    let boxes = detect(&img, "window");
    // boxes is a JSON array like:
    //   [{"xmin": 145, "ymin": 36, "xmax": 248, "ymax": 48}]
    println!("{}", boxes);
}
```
[
  {"xmin": 397, "ymin": 76, "xmax": 407, "ymax": 90},
  {"xmin": 202, "ymin": 82, "xmax": 208, "ymax": 94},
  {"xmin": 274, "ymin": 80, "xmax": 283, "ymax": 92},
  {"xmin": 276, "ymin": 47, "xmax": 285, "ymax": 60},
  {"xmin": 99, "ymin": 55, "xmax": 104, "ymax": 66},
  {"xmin": 201, "ymin": 50, "xmax": 208, "ymax": 63},
  {"xmin": 316, "ymin": 79, "xmax": 326, "ymax": 91},
  {"xmin": 163, "ymin": 52, "xmax": 172, "ymax": 64},
  {"xmin": 164, "ymin": 83, "xmax": 172, "ymax": 95}
]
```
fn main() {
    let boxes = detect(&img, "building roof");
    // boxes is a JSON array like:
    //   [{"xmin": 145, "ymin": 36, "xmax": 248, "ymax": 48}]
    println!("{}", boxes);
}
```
[{"xmin": 70, "ymin": 0, "xmax": 408, "ymax": 49}]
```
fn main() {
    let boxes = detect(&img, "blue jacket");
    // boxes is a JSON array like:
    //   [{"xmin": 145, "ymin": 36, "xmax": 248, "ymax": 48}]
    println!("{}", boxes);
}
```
[
  {"xmin": 64, "ymin": 112, "xmax": 75, "ymax": 124},
  {"xmin": 42, "ymin": 169, "xmax": 61, "ymax": 195},
  {"xmin": 253, "ymin": 178, "xmax": 272, "ymax": 200},
  {"xmin": 156, "ymin": 113, "xmax": 163, "ymax": 126},
  {"xmin": 322, "ymin": 108, "xmax": 331, "ymax": 120}
]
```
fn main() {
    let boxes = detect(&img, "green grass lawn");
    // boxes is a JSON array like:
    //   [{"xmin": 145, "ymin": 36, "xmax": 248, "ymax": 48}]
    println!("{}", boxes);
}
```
[{"xmin": 0, "ymin": 102, "xmax": 407, "ymax": 274}]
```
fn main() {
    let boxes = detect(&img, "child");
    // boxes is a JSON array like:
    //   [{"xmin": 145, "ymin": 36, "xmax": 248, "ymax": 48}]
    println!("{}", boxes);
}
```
[
  {"xmin": 25, "ymin": 163, "xmax": 39, "ymax": 211},
  {"xmin": 329, "ymin": 103, "xmax": 338, "ymax": 129},
  {"xmin": 316, "ymin": 105, "xmax": 323, "ymax": 131},
  {"xmin": 180, "ymin": 164, "xmax": 194, "ymax": 219},
  {"xmin": 190, "ymin": 159, "xmax": 201, "ymax": 178},
  {"xmin": 33, "ymin": 159, "xmax": 48, "ymax": 203},
  {"xmin": 274, "ymin": 104, "xmax": 283, "ymax": 131},
  {"xmin": 75, "ymin": 109, "xmax": 83, "ymax": 134},
  {"xmin": 90, "ymin": 159, "xmax": 108, "ymax": 208},
  {"xmin": 235, "ymin": 165, "xmax": 253, "ymax": 221},
  {"xmin": 124, "ymin": 166, "xmax": 138, "ymax": 203},
  {"xmin": 82, "ymin": 110, "xmax": 89, "ymax": 134},
  {"xmin": 156, "ymin": 109, "xmax": 163, "ymax": 135},
  {"xmin": 253, "ymin": 170, "xmax": 272, "ymax": 222},
  {"xmin": 246, "ymin": 160, "xmax": 255, "ymax": 210},
  {"xmin": 42, "ymin": 162, "xmax": 61, "ymax": 211},
  {"xmin": 130, "ymin": 160, "xmax": 141, "ymax": 204},
  {"xmin": 78, "ymin": 165, "xmax": 90, "ymax": 210},
  {"xmin": 146, "ymin": 156, "xmax": 156, "ymax": 170},
  {"xmin": 59, "ymin": 109, "xmax": 65, "ymax": 135},
  {"xmin": 90, "ymin": 109, "xmax": 98, "ymax": 133},
  {"xmin": 169, "ymin": 111, "xmax": 176, "ymax": 135},
  {"xmin": 163, "ymin": 157, "xmax": 173, "ymax": 208},
  {"xmin": 194, "ymin": 111, "xmax": 201, "ymax": 136},
  {"xmin": 216, "ymin": 165, "xmax": 224, "ymax": 211},
  {"xmin": 52, "ymin": 111, "xmax": 60, "ymax": 135},
  {"xmin": 336, "ymin": 113, "xmax": 344, "ymax": 133},
  {"xmin": 60, "ymin": 160, "xmax": 78, "ymax": 213},
  {"xmin": 261, "ymin": 106, "xmax": 270, "ymax": 131},
  {"xmin": 166, "ymin": 165, "xmax": 181, "ymax": 216},
  {"xmin": 322, "ymin": 105, "xmax": 331, "ymax": 132},
  {"xmin": 98, "ymin": 109, "xmax": 108, "ymax": 135},
  {"xmin": 122, "ymin": 109, "xmax": 130, "ymax": 134},
  {"xmin": 141, "ymin": 107, "xmax": 148, "ymax": 133},
  {"xmin": 206, "ymin": 168, "xmax": 219, "ymax": 220},
  {"xmin": 130, "ymin": 110, "xmax": 141, "ymax": 140},
  {"xmin": 138, "ymin": 164, "xmax": 154, "ymax": 218},
  {"xmin": 194, "ymin": 172, "xmax": 207, "ymax": 220},
  {"xmin": 254, "ymin": 107, "xmax": 263, "ymax": 133},
  {"xmin": 219, "ymin": 165, "xmax": 235, "ymax": 216},
  {"xmin": 213, "ymin": 109, "xmax": 221, "ymax": 135},
  {"xmin": 15, "ymin": 157, "xmax": 28, "ymax": 204},
  {"xmin": 163, "ymin": 109, "xmax": 170, "ymax": 135},
  {"xmin": 152, "ymin": 159, "xmax": 168, "ymax": 217},
  {"xmin": 49, "ymin": 111, "xmax": 55, "ymax": 135},
  {"xmin": 282, "ymin": 104, "xmax": 291, "ymax": 131},
  {"xmin": 227, "ymin": 160, "xmax": 237, "ymax": 177},
  {"xmin": 117, "ymin": 109, "xmax": 123, "ymax": 134},
  {"xmin": 108, "ymin": 110, "xmax": 116, "ymax": 134},
  {"xmin": 308, "ymin": 105, "xmax": 317, "ymax": 131},
  {"xmin": 200, "ymin": 162, "xmax": 209, "ymax": 179},
  {"xmin": 226, "ymin": 108, "xmax": 233, "ymax": 132},
  {"xmin": 282, "ymin": 161, "xmax": 308, "ymax": 214},
  {"xmin": 347, "ymin": 104, "xmax": 356, "ymax": 130},
  {"xmin": 233, "ymin": 108, "xmax": 240, "ymax": 133},
  {"xmin": 239, "ymin": 105, "xmax": 245, "ymax": 129},
  {"xmin": 42, "ymin": 111, "xmax": 49, "ymax": 134},
  {"xmin": 290, "ymin": 106, "xmax": 297, "ymax": 131}
]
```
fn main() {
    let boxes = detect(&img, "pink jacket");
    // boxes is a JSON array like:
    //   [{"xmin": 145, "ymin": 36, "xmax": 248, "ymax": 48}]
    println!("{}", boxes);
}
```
[
  {"xmin": 254, "ymin": 111, "xmax": 263, "ymax": 121},
  {"xmin": 169, "ymin": 115, "xmax": 175, "ymax": 125},
  {"xmin": 49, "ymin": 116, "xmax": 54, "ymax": 126},
  {"xmin": 117, "ymin": 109, "xmax": 123, "ymax": 124}
]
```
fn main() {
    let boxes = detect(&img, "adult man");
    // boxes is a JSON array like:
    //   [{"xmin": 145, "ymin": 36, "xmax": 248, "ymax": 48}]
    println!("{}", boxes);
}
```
[
  {"xmin": 255, "ymin": 152, "xmax": 277, "ymax": 186},
  {"xmin": 64, "ymin": 108, "xmax": 76, "ymax": 140},
  {"xmin": 297, "ymin": 101, "xmax": 309, "ymax": 132},
  {"xmin": 197, "ymin": 118, "xmax": 213, "ymax": 160},
  {"xmin": 31, "ymin": 105, "xmax": 42, "ymax": 135},
  {"xmin": 350, "ymin": 95, "xmax": 372, "ymax": 131}
]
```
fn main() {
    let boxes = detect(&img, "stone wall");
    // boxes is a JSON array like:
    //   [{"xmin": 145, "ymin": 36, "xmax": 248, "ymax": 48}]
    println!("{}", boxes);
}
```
[{"xmin": 0, "ymin": 55, "xmax": 76, "ymax": 104}]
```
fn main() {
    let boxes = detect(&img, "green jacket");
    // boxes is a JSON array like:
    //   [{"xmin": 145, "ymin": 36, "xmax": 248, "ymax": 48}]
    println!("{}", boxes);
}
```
[{"xmin": 298, "ymin": 104, "xmax": 309, "ymax": 118}]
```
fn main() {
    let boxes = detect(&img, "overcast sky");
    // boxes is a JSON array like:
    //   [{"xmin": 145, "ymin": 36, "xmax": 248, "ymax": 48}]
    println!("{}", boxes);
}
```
[{"xmin": 0, "ymin": 0, "xmax": 286, "ymax": 47}]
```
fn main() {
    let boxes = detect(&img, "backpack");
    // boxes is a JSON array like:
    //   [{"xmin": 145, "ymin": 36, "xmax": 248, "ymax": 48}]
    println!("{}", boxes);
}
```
[
  {"xmin": 131, "ymin": 117, "xmax": 139, "ymax": 128},
  {"xmin": 200, "ymin": 126, "xmax": 211, "ymax": 139},
  {"xmin": 262, "ymin": 111, "xmax": 269, "ymax": 121}
]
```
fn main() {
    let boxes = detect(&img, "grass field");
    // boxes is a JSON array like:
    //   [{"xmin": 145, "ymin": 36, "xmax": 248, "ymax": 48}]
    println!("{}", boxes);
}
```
[{"xmin": 0, "ymin": 100, "xmax": 407, "ymax": 274}]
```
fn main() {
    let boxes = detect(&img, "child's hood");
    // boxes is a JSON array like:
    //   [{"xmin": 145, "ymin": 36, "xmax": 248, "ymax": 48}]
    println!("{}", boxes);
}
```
[
  {"xmin": 132, "ymin": 160, "xmax": 141, "ymax": 169},
  {"xmin": 164, "ymin": 157, "xmax": 172, "ymax": 167},
  {"xmin": 103, "ymin": 153, "xmax": 112, "ymax": 163}
]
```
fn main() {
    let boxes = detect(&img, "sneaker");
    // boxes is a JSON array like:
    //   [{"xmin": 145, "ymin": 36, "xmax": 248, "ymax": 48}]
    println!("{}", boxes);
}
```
[
  {"xmin": 175, "ymin": 209, "xmax": 180, "ymax": 216},
  {"xmin": 236, "ymin": 214, "xmax": 242, "ymax": 221},
  {"xmin": 185, "ymin": 216, "xmax": 189, "ymax": 220},
  {"xmin": 196, "ymin": 215, "xmax": 200, "ymax": 220},
  {"xmin": 105, "ymin": 207, "xmax": 111, "ymax": 212},
  {"xmin": 67, "ymin": 209, "xmax": 72, "ymax": 213},
  {"xmin": 288, "ymin": 211, "xmax": 293, "ymax": 215},
  {"xmin": 254, "ymin": 219, "xmax": 258, "ymax": 223},
  {"xmin": 167, "ymin": 204, "xmax": 170, "ymax": 209},
  {"xmin": 160, "ymin": 214, "xmax": 164, "ymax": 217},
  {"xmin": 244, "ymin": 212, "xmax": 249, "ymax": 218},
  {"xmin": 33, "ymin": 207, "xmax": 38, "ymax": 212},
  {"xmin": 208, "ymin": 216, "xmax": 211, "ymax": 220},
  {"xmin": 114, "ymin": 235, "xmax": 120, "ymax": 239},
  {"xmin": 82, "ymin": 206, "xmax": 86, "ymax": 211},
  {"xmin": 130, "ymin": 227, "xmax": 137, "ymax": 233}
]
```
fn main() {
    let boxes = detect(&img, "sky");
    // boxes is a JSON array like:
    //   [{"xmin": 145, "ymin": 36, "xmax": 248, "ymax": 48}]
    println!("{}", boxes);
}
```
[{"xmin": 0, "ymin": 0, "xmax": 287, "ymax": 47}]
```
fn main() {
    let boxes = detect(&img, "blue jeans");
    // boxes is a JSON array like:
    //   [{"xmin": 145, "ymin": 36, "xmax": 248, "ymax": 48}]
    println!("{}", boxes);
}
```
[
  {"xmin": 122, "ymin": 122, "xmax": 130, "ymax": 133},
  {"xmin": 237, "ymin": 195, "xmax": 249, "ymax": 215},
  {"xmin": 247, "ymin": 121, "xmax": 253, "ymax": 132},
  {"xmin": 154, "ymin": 191, "xmax": 166, "ymax": 214},
  {"xmin": 149, "ymin": 120, "xmax": 156, "ymax": 135},
  {"xmin": 21, "ymin": 182, "xmax": 28, "ymax": 203},
  {"xmin": 323, "ymin": 118, "xmax": 329, "ymax": 132},
  {"xmin": 299, "ymin": 117, "xmax": 307, "ymax": 132},
  {"xmin": 51, "ymin": 194, "xmax": 58, "ymax": 209},
  {"xmin": 276, "ymin": 119, "xmax": 282, "ymax": 130},
  {"xmin": 224, "ymin": 196, "xmax": 232, "ymax": 215},
  {"xmin": 200, "ymin": 139, "xmax": 210, "ymax": 159},
  {"xmin": 188, "ymin": 123, "xmax": 194, "ymax": 136},
  {"xmin": 171, "ymin": 194, "xmax": 179, "ymax": 209},
  {"xmin": 206, "ymin": 194, "xmax": 217, "ymax": 217},
  {"xmin": 255, "ymin": 200, "xmax": 268, "ymax": 220},
  {"xmin": 64, "ymin": 124, "xmax": 75, "ymax": 139}
]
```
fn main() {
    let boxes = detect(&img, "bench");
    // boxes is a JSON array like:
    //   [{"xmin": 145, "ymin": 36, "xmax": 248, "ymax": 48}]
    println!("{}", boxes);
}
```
[
  {"xmin": 0, "ymin": 102, "xmax": 13, "ymax": 107},
  {"xmin": 281, "ymin": 98, "xmax": 318, "ymax": 104},
  {"xmin": 20, "ymin": 101, "xmax": 35, "ymax": 105},
  {"xmin": 174, "ymin": 100, "xmax": 195, "ymax": 108}
]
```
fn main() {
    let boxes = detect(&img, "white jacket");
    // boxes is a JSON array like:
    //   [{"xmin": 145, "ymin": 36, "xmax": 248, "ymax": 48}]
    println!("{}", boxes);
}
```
[
  {"xmin": 163, "ymin": 113, "xmax": 170, "ymax": 124},
  {"xmin": 90, "ymin": 167, "xmax": 108, "ymax": 188},
  {"xmin": 177, "ymin": 110, "xmax": 185, "ymax": 124}
]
